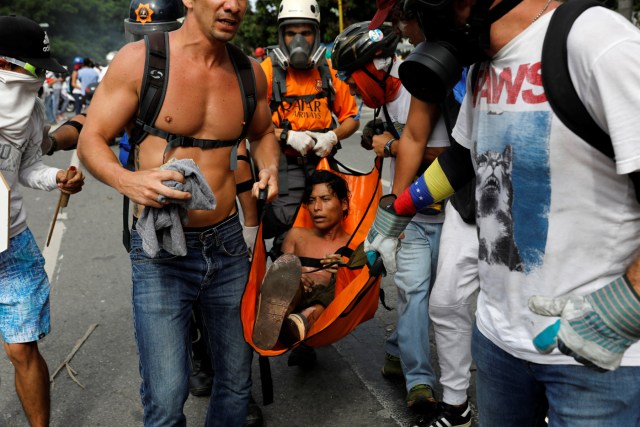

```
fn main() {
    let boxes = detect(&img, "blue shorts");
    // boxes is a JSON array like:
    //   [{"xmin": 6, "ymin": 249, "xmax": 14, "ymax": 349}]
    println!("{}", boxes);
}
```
[{"xmin": 0, "ymin": 228, "xmax": 50, "ymax": 344}]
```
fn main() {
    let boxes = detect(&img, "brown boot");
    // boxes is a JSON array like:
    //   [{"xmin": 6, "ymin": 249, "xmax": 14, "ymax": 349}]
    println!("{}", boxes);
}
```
[{"xmin": 253, "ymin": 254, "xmax": 302, "ymax": 350}]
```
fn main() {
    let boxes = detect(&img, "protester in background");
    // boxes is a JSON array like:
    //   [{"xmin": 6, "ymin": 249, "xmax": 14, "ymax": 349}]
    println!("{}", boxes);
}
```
[
  {"xmin": 51, "ymin": 72, "xmax": 66, "ymax": 121},
  {"xmin": 254, "ymin": 46, "xmax": 267, "ymax": 62},
  {"xmin": 76, "ymin": 58, "xmax": 99, "ymax": 112},
  {"xmin": 70, "ymin": 56, "xmax": 84, "ymax": 115},
  {"xmin": 0, "ymin": 15, "xmax": 85, "ymax": 427}
]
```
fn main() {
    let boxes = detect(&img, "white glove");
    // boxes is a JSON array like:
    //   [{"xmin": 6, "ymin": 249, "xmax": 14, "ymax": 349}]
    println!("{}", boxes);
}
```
[
  {"xmin": 364, "ymin": 230, "xmax": 401, "ymax": 275},
  {"xmin": 363, "ymin": 195, "xmax": 412, "ymax": 276},
  {"xmin": 242, "ymin": 225, "xmax": 259, "ymax": 261},
  {"xmin": 306, "ymin": 130, "xmax": 338, "ymax": 157},
  {"xmin": 286, "ymin": 130, "xmax": 315, "ymax": 155}
]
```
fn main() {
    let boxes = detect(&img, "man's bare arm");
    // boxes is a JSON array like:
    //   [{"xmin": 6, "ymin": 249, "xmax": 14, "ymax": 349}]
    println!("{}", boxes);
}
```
[
  {"xmin": 391, "ymin": 97, "xmax": 441, "ymax": 195},
  {"xmin": 77, "ymin": 43, "xmax": 189, "ymax": 208},
  {"xmin": 332, "ymin": 116, "xmax": 359, "ymax": 141},
  {"xmin": 247, "ymin": 60, "xmax": 280, "ymax": 203}
]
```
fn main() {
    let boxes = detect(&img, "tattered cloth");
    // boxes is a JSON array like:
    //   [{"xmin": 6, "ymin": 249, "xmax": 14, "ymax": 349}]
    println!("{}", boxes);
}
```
[{"xmin": 136, "ymin": 159, "xmax": 216, "ymax": 257}]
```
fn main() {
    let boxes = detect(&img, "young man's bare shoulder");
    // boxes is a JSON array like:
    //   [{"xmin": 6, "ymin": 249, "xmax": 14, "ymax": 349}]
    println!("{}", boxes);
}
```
[
  {"xmin": 251, "ymin": 58, "xmax": 269, "ymax": 95},
  {"xmin": 287, "ymin": 226, "xmax": 313, "ymax": 239},
  {"xmin": 104, "ymin": 41, "xmax": 146, "ymax": 85}
]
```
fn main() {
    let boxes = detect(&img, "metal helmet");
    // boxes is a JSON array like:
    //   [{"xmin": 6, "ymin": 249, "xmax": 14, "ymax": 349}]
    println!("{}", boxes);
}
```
[
  {"xmin": 276, "ymin": 0, "xmax": 322, "ymax": 69},
  {"xmin": 124, "ymin": 0, "xmax": 185, "ymax": 43},
  {"xmin": 331, "ymin": 22, "xmax": 399, "ymax": 75}
]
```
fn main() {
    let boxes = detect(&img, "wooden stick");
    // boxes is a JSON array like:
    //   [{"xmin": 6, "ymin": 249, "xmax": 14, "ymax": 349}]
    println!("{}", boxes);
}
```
[
  {"xmin": 46, "ymin": 166, "xmax": 77, "ymax": 247},
  {"xmin": 50, "ymin": 323, "xmax": 99, "ymax": 388}
]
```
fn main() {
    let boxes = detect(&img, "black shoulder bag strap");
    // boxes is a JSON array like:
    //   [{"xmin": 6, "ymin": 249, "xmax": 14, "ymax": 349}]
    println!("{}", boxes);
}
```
[
  {"xmin": 122, "ymin": 31, "xmax": 170, "ymax": 251},
  {"xmin": 227, "ymin": 43, "xmax": 257, "ymax": 141},
  {"xmin": 542, "ymin": 0, "xmax": 640, "ymax": 202}
]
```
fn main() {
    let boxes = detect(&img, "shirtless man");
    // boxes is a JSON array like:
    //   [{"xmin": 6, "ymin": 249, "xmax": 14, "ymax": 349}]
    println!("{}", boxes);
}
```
[
  {"xmin": 77, "ymin": 0, "xmax": 279, "ymax": 425},
  {"xmin": 253, "ymin": 171, "xmax": 350, "ymax": 351}
]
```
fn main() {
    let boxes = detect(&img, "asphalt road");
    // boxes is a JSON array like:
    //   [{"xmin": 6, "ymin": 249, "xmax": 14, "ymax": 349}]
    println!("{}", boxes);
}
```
[{"xmin": 0, "ymin": 107, "xmax": 476, "ymax": 427}]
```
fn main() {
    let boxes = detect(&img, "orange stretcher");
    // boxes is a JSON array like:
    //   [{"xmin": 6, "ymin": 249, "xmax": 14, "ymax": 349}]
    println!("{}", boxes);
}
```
[{"xmin": 241, "ymin": 156, "xmax": 384, "ymax": 357}]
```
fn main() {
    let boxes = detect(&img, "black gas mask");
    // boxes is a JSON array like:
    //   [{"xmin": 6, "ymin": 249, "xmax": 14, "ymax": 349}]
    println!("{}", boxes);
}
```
[
  {"xmin": 288, "ymin": 34, "xmax": 314, "ymax": 69},
  {"xmin": 398, "ymin": 0, "xmax": 522, "ymax": 103}
]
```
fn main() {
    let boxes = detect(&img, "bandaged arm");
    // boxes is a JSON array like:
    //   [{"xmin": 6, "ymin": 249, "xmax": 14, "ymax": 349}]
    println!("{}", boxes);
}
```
[{"xmin": 393, "ymin": 140, "xmax": 475, "ymax": 215}]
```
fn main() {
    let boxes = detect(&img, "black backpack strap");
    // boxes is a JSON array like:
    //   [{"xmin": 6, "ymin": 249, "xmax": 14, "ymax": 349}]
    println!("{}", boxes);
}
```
[
  {"xmin": 542, "ymin": 0, "xmax": 612, "ymax": 157},
  {"xmin": 542, "ymin": 0, "xmax": 640, "ymax": 202},
  {"xmin": 129, "ymin": 32, "xmax": 170, "ymax": 160},
  {"xmin": 122, "ymin": 31, "xmax": 170, "ymax": 251},
  {"xmin": 227, "ymin": 43, "xmax": 256, "ymax": 141}
]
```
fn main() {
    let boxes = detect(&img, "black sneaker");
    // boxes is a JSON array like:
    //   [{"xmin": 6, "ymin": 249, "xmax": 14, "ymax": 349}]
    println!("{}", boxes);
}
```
[{"xmin": 417, "ymin": 401, "xmax": 471, "ymax": 427}]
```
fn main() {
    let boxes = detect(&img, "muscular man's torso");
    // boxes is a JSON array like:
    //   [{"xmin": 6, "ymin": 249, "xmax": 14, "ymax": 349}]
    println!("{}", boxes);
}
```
[{"xmin": 131, "ymin": 38, "xmax": 246, "ymax": 227}]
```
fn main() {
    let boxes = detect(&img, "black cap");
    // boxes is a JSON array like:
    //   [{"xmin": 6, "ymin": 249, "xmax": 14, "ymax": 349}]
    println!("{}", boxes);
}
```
[{"xmin": 0, "ymin": 15, "xmax": 67, "ymax": 74}]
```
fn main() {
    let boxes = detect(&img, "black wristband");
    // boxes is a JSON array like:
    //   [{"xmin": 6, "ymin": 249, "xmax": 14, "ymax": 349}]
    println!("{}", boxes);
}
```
[
  {"xmin": 236, "ymin": 179, "xmax": 254, "ymax": 194},
  {"xmin": 63, "ymin": 119, "xmax": 83, "ymax": 133}
]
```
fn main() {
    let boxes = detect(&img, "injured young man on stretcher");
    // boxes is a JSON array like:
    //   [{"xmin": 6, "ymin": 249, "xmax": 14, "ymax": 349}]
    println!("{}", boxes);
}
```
[{"xmin": 253, "ymin": 170, "xmax": 351, "ymax": 350}]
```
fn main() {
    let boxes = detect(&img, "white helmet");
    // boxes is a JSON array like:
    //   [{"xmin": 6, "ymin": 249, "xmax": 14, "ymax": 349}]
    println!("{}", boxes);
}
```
[
  {"xmin": 277, "ymin": 0, "xmax": 320, "ymax": 24},
  {"xmin": 276, "ymin": 0, "xmax": 322, "ymax": 69}
]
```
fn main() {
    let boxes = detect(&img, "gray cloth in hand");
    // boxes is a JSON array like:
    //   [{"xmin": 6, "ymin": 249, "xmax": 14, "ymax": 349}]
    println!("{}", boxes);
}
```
[{"xmin": 136, "ymin": 159, "xmax": 216, "ymax": 257}]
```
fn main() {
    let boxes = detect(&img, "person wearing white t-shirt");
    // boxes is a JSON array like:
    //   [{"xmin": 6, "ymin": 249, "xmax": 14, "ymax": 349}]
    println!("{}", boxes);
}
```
[
  {"xmin": 332, "ymin": 22, "xmax": 449, "ymax": 417},
  {"xmin": 365, "ymin": 0, "xmax": 640, "ymax": 425}
]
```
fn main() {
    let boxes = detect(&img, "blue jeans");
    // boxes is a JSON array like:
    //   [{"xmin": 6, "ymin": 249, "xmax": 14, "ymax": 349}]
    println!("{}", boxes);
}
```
[
  {"xmin": 472, "ymin": 325, "xmax": 640, "ymax": 427},
  {"xmin": 385, "ymin": 221, "xmax": 442, "ymax": 392},
  {"xmin": 72, "ymin": 92, "xmax": 83, "ymax": 115},
  {"xmin": 130, "ymin": 214, "xmax": 252, "ymax": 427}
]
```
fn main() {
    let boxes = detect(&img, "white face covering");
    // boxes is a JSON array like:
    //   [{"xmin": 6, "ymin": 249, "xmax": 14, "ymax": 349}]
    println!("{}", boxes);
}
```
[{"xmin": 0, "ymin": 69, "xmax": 44, "ymax": 142}]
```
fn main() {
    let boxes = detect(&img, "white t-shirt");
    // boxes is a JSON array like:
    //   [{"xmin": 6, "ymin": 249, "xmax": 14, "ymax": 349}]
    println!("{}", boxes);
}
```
[
  {"xmin": 452, "ymin": 8, "xmax": 640, "ymax": 365},
  {"xmin": 385, "ymin": 60, "xmax": 450, "ymax": 224}
]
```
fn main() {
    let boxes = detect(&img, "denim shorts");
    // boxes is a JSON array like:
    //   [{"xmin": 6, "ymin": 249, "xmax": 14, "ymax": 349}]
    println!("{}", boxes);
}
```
[{"xmin": 0, "ymin": 228, "xmax": 50, "ymax": 344}]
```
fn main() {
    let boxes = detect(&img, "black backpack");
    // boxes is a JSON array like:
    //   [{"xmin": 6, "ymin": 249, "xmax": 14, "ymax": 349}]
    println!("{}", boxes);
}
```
[{"xmin": 122, "ymin": 32, "xmax": 258, "ymax": 250}]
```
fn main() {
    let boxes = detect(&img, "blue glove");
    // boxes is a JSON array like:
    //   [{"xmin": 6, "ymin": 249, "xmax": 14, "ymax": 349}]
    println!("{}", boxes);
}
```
[
  {"xmin": 364, "ymin": 194, "xmax": 412, "ymax": 276},
  {"xmin": 529, "ymin": 275, "xmax": 640, "ymax": 371}
]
